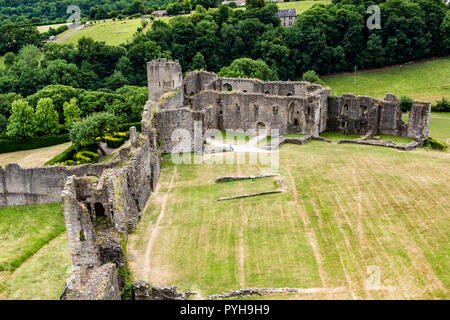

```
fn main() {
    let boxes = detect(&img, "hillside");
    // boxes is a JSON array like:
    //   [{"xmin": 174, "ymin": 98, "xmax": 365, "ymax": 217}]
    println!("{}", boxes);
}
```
[
  {"xmin": 278, "ymin": 0, "xmax": 331, "ymax": 13},
  {"xmin": 323, "ymin": 57, "xmax": 450, "ymax": 103},
  {"xmin": 55, "ymin": 19, "xmax": 145, "ymax": 46}
]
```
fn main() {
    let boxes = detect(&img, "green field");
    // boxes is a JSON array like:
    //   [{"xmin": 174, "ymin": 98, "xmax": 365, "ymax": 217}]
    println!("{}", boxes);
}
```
[
  {"xmin": 37, "ymin": 23, "xmax": 68, "ymax": 33},
  {"xmin": 0, "ymin": 202, "xmax": 70, "ymax": 300},
  {"xmin": 277, "ymin": 0, "xmax": 331, "ymax": 13},
  {"xmin": 323, "ymin": 57, "xmax": 450, "ymax": 103},
  {"xmin": 128, "ymin": 114, "xmax": 449, "ymax": 299},
  {"xmin": 56, "ymin": 19, "xmax": 145, "ymax": 46}
]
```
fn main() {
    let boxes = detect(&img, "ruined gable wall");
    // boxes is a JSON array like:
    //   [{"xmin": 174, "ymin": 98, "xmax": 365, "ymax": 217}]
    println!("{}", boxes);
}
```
[
  {"xmin": 327, "ymin": 94, "xmax": 409, "ymax": 137},
  {"xmin": 62, "ymin": 122, "xmax": 161, "ymax": 299},
  {"xmin": 188, "ymin": 90, "xmax": 329, "ymax": 136},
  {"xmin": 0, "ymin": 162, "xmax": 112, "ymax": 207},
  {"xmin": 183, "ymin": 71, "xmax": 218, "ymax": 96},
  {"xmin": 406, "ymin": 101, "xmax": 431, "ymax": 138}
]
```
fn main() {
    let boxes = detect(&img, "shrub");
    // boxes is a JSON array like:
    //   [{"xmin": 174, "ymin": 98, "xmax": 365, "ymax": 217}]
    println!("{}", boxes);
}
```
[
  {"xmin": 423, "ymin": 137, "xmax": 447, "ymax": 151},
  {"xmin": 302, "ymin": 70, "xmax": 324, "ymax": 85},
  {"xmin": 75, "ymin": 150, "xmax": 99, "ymax": 164},
  {"xmin": 118, "ymin": 122, "xmax": 141, "ymax": 132},
  {"xmin": 399, "ymin": 96, "xmax": 413, "ymax": 112},
  {"xmin": 0, "ymin": 134, "xmax": 70, "ymax": 154},
  {"xmin": 432, "ymin": 98, "xmax": 449, "ymax": 112},
  {"xmin": 105, "ymin": 136, "xmax": 124, "ymax": 148},
  {"xmin": 44, "ymin": 144, "xmax": 76, "ymax": 166}
]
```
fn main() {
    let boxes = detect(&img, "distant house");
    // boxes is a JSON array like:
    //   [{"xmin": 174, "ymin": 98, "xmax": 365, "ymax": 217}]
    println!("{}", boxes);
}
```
[
  {"xmin": 151, "ymin": 10, "xmax": 168, "ymax": 18},
  {"xmin": 277, "ymin": 9, "xmax": 297, "ymax": 27},
  {"xmin": 222, "ymin": 0, "xmax": 246, "ymax": 6}
]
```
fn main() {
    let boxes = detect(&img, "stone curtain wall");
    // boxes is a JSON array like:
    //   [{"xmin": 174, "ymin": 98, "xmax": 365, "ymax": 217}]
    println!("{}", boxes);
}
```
[
  {"xmin": 0, "ymin": 162, "xmax": 112, "ymax": 207},
  {"xmin": 62, "ymin": 121, "xmax": 161, "ymax": 299}
]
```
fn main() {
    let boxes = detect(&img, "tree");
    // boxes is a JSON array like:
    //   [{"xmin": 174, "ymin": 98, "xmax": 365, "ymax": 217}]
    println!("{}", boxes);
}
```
[
  {"xmin": 218, "ymin": 58, "xmax": 277, "ymax": 81},
  {"xmin": 189, "ymin": 52, "xmax": 207, "ymax": 71},
  {"xmin": 35, "ymin": 98, "xmax": 59, "ymax": 135},
  {"xmin": 107, "ymin": 86, "xmax": 147, "ymax": 123},
  {"xmin": 4, "ymin": 52, "xmax": 16, "ymax": 67},
  {"xmin": 44, "ymin": 59, "xmax": 79, "ymax": 87},
  {"xmin": 104, "ymin": 71, "xmax": 128, "ymax": 90},
  {"xmin": 63, "ymin": 98, "xmax": 81, "ymax": 129},
  {"xmin": 0, "ymin": 24, "xmax": 41, "ymax": 54},
  {"xmin": 0, "ymin": 115, "xmax": 8, "ymax": 135},
  {"xmin": 246, "ymin": 0, "xmax": 265, "ymax": 10},
  {"xmin": 0, "ymin": 93, "xmax": 22, "ymax": 118},
  {"xmin": 70, "ymin": 112, "xmax": 119, "ymax": 154},
  {"xmin": 128, "ymin": 0, "xmax": 146, "ymax": 14},
  {"xmin": 302, "ymin": 70, "xmax": 324, "ymax": 85},
  {"xmin": 6, "ymin": 99, "xmax": 36, "ymax": 138}
]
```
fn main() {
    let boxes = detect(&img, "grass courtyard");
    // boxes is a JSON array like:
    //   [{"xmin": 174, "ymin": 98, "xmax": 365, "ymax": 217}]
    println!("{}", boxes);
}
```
[{"xmin": 127, "ymin": 114, "xmax": 450, "ymax": 299}]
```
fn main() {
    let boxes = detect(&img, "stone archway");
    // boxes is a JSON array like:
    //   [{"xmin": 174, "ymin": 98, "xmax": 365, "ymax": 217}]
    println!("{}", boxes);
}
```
[{"xmin": 256, "ymin": 121, "xmax": 266, "ymax": 136}]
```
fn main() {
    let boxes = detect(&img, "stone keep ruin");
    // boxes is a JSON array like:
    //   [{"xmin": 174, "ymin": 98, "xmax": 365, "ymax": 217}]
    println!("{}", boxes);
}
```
[{"xmin": 0, "ymin": 58, "xmax": 431, "ymax": 300}]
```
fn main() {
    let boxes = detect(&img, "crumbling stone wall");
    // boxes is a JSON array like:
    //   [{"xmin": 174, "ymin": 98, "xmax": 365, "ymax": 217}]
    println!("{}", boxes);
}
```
[
  {"xmin": 152, "ymin": 61, "xmax": 331, "ymax": 154},
  {"xmin": 0, "ymin": 162, "xmax": 111, "ymax": 207},
  {"xmin": 327, "ymin": 93, "xmax": 431, "ymax": 139},
  {"xmin": 147, "ymin": 58, "xmax": 182, "ymax": 101},
  {"xmin": 61, "ymin": 119, "xmax": 161, "ymax": 299},
  {"xmin": 150, "ymin": 60, "xmax": 430, "ymax": 154}
]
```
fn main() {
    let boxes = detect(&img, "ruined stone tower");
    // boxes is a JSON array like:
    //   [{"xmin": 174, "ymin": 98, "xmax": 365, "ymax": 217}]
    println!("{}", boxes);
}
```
[{"xmin": 147, "ymin": 58, "xmax": 182, "ymax": 101}]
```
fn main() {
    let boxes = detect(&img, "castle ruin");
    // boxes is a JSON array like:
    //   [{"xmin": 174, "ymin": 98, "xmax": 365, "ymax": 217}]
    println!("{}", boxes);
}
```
[{"xmin": 0, "ymin": 59, "xmax": 432, "ymax": 300}]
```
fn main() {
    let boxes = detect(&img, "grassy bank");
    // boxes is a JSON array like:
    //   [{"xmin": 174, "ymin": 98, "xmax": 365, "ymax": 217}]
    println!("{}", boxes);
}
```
[{"xmin": 323, "ymin": 57, "xmax": 450, "ymax": 103}]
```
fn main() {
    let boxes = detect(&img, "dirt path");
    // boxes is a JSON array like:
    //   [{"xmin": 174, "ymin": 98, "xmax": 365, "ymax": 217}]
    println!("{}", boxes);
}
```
[
  {"xmin": 142, "ymin": 167, "xmax": 177, "ymax": 282},
  {"xmin": 350, "ymin": 167, "xmax": 373, "ymax": 299},
  {"xmin": 286, "ymin": 166, "xmax": 328, "ymax": 288},
  {"xmin": 55, "ymin": 26, "xmax": 83, "ymax": 43}
]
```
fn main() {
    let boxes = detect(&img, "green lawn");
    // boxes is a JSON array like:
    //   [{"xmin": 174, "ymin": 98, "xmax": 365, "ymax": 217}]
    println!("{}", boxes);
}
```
[
  {"xmin": 0, "ymin": 202, "xmax": 70, "ymax": 300},
  {"xmin": 0, "ymin": 203, "xmax": 66, "ymax": 271},
  {"xmin": 278, "ymin": 0, "xmax": 331, "ymax": 13},
  {"xmin": 323, "ymin": 56, "xmax": 450, "ymax": 103},
  {"xmin": 56, "ymin": 18, "xmax": 145, "ymax": 46},
  {"xmin": 428, "ymin": 112, "xmax": 450, "ymax": 144},
  {"xmin": 5, "ymin": 233, "xmax": 71, "ymax": 300},
  {"xmin": 37, "ymin": 23, "xmax": 68, "ymax": 33},
  {"xmin": 128, "ymin": 115, "xmax": 450, "ymax": 299}
]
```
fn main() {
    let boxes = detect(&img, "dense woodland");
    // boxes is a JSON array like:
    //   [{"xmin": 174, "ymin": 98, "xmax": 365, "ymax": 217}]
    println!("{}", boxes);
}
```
[
  {"xmin": 0, "ymin": 0, "xmax": 171, "ymax": 25},
  {"xmin": 0, "ymin": 0, "xmax": 448, "ymax": 146}
]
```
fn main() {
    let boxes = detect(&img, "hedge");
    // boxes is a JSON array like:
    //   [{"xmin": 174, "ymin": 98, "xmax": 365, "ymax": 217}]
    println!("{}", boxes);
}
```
[
  {"xmin": 44, "ymin": 144, "xmax": 76, "ymax": 166},
  {"xmin": 0, "ymin": 134, "xmax": 70, "ymax": 154},
  {"xmin": 105, "ymin": 136, "xmax": 125, "ymax": 148},
  {"xmin": 44, "ymin": 144, "xmax": 99, "ymax": 166},
  {"xmin": 118, "ymin": 122, "xmax": 141, "ymax": 132}
]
